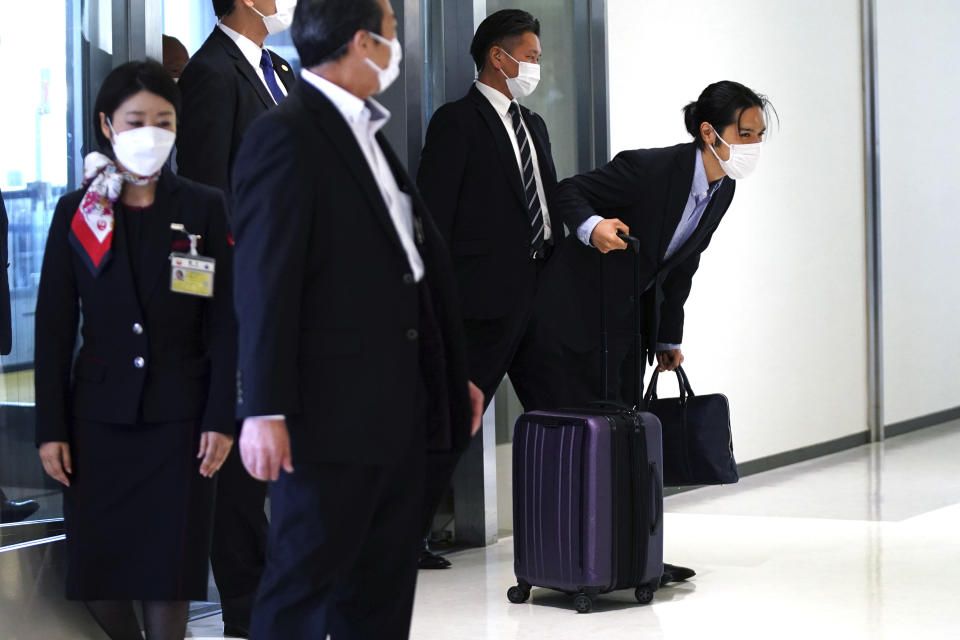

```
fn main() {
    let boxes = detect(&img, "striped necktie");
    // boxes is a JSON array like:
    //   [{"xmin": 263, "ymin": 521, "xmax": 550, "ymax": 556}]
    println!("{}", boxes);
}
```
[{"xmin": 508, "ymin": 102, "xmax": 545, "ymax": 257}]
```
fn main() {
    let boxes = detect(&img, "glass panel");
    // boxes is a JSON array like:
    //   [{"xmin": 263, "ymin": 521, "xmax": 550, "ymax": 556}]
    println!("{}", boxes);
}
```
[{"xmin": 0, "ymin": 0, "xmax": 89, "ymax": 533}]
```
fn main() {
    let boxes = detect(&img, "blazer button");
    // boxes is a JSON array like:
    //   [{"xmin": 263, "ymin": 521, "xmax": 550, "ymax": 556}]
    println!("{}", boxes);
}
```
[
  {"xmin": 134, "ymin": 357, "xmax": 146, "ymax": 369},
  {"xmin": 406, "ymin": 329, "xmax": 419, "ymax": 341},
  {"xmin": 403, "ymin": 273, "xmax": 415, "ymax": 285},
  {"xmin": 132, "ymin": 322, "xmax": 144, "ymax": 335}
]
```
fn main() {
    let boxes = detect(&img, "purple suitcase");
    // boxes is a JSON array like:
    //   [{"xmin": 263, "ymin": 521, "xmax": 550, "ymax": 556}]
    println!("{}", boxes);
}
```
[{"xmin": 508, "ymin": 233, "xmax": 665, "ymax": 613}]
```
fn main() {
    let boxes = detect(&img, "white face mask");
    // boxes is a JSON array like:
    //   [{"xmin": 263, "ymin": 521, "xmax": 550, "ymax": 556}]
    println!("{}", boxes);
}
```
[
  {"xmin": 708, "ymin": 125, "xmax": 763, "ymax": 180},
  {"xmin": 251, "ymin": 0, "xmax": 297, "ymax": 36},
  {"xmin": 108, "ymin": 119, "xmax": 176, "ymax": 178},
  {"xmin": 499, "ymin": 49, "xmax": 540, "ymax": 99},
  {"xmin": 364, "ymin": 31, "xmax": 402, "ymax": 94}
]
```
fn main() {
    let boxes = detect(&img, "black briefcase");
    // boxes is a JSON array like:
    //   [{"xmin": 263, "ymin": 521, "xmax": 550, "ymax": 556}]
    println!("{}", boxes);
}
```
[{"xmin": 643, "ymin": 365, "xmax": 738, "ymax": 487}]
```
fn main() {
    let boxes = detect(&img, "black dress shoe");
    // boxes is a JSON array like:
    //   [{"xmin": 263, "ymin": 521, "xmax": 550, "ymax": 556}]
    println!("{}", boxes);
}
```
[
  {"xmin": 660, "ymin": 562, "xmax": 696, "ymax": 586},
  {"xmin": 418, "ymin": 539, "xmax": 452, "ymax": 570},
  {"xmin": 222, "ymin": 623, "xmax": 249, "ymax": 638},
  {"xmin": 0, "ymin": 498, "xmax": 40, "ymax": 523}
]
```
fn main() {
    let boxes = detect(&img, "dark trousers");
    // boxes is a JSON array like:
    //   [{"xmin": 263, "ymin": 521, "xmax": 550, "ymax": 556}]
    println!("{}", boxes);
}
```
[
  {"xmin": 250, "ymin": 427, "xmax": 426, "ymax": 639},
  {"xmin": 557, "ymin": 331, "xmax": 647, "ymax": 407},
  {"xmin": 421, "ymin": 273, "xmax": 562, "ymax": 539},
  {"xmin": 211, "ymin": 442, "xmax": 268, "ymax": 629}
]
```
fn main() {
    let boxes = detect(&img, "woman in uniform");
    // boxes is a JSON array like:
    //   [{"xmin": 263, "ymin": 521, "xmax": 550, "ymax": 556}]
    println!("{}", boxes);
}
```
[{"xmin": 35, "ymin": 60, "xmax": 236, "ymax": 640}]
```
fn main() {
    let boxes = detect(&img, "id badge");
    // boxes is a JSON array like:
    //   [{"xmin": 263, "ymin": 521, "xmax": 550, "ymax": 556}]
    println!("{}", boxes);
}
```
[{"xmin": 170, "ymin": 252, "xmax": 216, "ymax": 298}]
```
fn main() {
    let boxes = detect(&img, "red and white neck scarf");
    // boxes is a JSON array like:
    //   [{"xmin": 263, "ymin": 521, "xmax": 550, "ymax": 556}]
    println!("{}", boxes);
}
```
[{"xmin": 69, "ymin": 152, "xmax": 160, "ymax": 276}]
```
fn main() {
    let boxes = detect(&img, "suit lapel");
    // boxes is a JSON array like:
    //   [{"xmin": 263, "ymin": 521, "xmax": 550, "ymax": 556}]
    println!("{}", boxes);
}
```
[
  {"xmin": 468, "ymin": 87, "xmax": 527, "ymax": 210},
  {"xmin": 212, "ymin": 27, "xmax": 274, "ymax": 110},
  {"xmin": 658, "ymin": 144, "xmax": 698, "ymax": 263},
  {"xmin": 524, "ymin": 110, "xmax": 555, "ymax": 186},
  {"xmin": 269, "ymin": 51, "xmax": 296, "ymax": 93},
  {"xmin": 661, "ymin": 178, "xmax": 734, "ymax": 272},
  {"xmin": 297, "ymin": 82, "xmax": 407, "ymax": 260}
]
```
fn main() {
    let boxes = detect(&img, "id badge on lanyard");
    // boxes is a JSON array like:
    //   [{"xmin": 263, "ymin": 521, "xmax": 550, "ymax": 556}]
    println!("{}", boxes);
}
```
[{"xmin": 169, "ymin": 223, "xmax": 215, "ymax": 298}]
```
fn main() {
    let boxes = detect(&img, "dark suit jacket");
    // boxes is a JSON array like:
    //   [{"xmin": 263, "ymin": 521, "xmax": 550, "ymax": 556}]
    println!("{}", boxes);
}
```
[
  {"xmin": 539, "ymin": 142, "xmax": 736, "ymax": 357},
  {"xmin": 0, "ymin": 189, "xmax": 10, "ymax": 355},
  {"xmin": 232, "ymin": 80, "xmax": 472, "ymax": 465},
  {"xmin": 177, "ymin": 27, "xmax": 296, "ymax": 207},
  {"xmin": 416, "ymin": 85, "xmax": 558, "ymax": 319},
  {"xmin": 34, "ymin": 170, "xmax": 237, "ymax": 444}
]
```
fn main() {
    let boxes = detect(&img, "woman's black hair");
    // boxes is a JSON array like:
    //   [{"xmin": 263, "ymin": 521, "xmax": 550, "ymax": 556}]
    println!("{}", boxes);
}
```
[
  {"xmin": 92, "ymin": 59, "xmax": 181, "ymax": 153},
  {"xmin": 212, "ymin": 0, "xmax": 235, "ymax": 19},
  {"xmin": 292, "ymin": 0, "xmax": 384, "ymax": 68},
  {"xmin": 683, "ymin": 81, "xmax": 775, "ymax": 149},
  {"xmin": 470, "ymin": 9, "xmax": 541, "ymax": 72}
]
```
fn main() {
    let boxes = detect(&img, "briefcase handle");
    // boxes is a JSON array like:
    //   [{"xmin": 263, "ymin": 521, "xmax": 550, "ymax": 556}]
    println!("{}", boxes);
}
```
[{"xmin": 643, "ymin": 364, "xmax": 696, "ymax": 407}]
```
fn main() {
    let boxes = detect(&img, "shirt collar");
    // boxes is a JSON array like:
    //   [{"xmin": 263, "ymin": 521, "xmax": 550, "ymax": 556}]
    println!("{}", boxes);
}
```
[
  {"xmin": 217, "ymin": 23, "xmax": 264, "ymax": 72},
  {"xmin": 692, "ymin": 148, "xmax": 723, "ymax": 201},
  {"xmin": 475, "ymin": 80, "xmax": 515, "ymax": 118},
  {"xmin": 300, "ymin": 69, "xmax": 391, "ymax": 133}
]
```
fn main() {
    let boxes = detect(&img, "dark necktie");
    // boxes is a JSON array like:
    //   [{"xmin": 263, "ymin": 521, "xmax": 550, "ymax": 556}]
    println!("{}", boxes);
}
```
[
  {"xmin": 508, "ymin": 102, "xmax": 545, "ymax": 257},
  {"xmin": 259, "ymin": 50, "xmax": 286, "ymax": 104}
]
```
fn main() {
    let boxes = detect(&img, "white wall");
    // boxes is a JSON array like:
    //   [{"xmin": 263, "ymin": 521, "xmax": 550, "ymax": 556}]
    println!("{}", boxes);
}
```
[
  {"xmin": 607, "ymin": 0, "xmax": 869, "ymax": 461},
  {"xmin": 876, "ymin": 0, "xmax": 960, "ymax": 425}
]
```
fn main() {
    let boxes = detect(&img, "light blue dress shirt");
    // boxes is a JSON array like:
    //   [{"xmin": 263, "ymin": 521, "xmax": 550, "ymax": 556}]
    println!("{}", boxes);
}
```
[{"xmin": 576, "ymin": 150, "xmax": 724, "ymax": 351}]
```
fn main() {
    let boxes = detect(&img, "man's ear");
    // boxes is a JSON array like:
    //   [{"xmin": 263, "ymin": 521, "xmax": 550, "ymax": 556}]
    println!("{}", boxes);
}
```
[
  {"xmin": 348, "ymin": 29, "xmax": 371, "ymax": 58},
  {"xmin": 699, "ymin": 122, "xmax": 715, "ymax": 147},
  {"xmin": 488, "ymin": 46, "xmax": 503, "ymax": 72}
]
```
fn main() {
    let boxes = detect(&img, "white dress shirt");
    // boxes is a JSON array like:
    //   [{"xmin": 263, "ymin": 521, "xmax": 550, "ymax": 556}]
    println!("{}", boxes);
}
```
[
  {"xmin": 474, "ymin": 81, "xmax": 552, "ymax": 241},
  {"xmin": 217, "ymin": 23, "xmax": 288, "ymax": 103},
  {"xmin": 300, "ymin": 69, "xmax": 425, "ymax": 282}
]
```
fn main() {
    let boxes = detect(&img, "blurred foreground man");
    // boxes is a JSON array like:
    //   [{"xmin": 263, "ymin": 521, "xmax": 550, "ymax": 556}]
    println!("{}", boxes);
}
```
[{"xmin": 231, "ymin": 0, "xmax": 482, "ymax": 637}]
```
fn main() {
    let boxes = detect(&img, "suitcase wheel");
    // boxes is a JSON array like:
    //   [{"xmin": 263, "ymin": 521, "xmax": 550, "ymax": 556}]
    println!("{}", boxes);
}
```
[
  {"xmin": 507, "ymin": 585, "xmax": 530, "ymax": 604},
  {"xmin": 634, "ymin": 586, "xmax": 654, "ymax": 605},
  {"xmin": 574, "ymin": 594, "xmax": 593, "ymax": 614}
]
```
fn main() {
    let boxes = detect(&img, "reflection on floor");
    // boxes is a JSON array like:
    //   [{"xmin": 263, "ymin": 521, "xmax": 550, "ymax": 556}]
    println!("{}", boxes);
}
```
[{"xmin": 187, "ymin": 421, "xmax": 960, "ymax": 640}]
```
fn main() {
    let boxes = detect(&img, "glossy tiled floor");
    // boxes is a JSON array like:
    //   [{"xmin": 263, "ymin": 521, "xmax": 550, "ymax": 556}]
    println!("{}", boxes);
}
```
[{"xmin": 188, "ymin": 421, "xmax": 960, "ymax": 639}]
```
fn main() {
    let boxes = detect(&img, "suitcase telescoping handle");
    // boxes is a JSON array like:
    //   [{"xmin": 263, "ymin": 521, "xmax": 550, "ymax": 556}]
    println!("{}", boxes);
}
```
[{"xmin": 600, "ymin": 230, "xmax": 645, "ymax": 407}]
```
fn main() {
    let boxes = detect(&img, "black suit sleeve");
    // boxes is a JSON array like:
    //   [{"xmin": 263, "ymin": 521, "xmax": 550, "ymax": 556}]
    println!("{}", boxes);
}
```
[
  {"xmin": 34, "ymin": 196, "xmax": 80, "ymax": 444},
  {"xmin": 555, "ymin": 150, "xmax": 647, "ymax": 233},
  {"xmin": 416, "ymin": 106, "xmax": 467, "ymax": 245},
  {"xmin": 232, "ymin": 113, "xmax": 312, "ymax": 418},
  {"xmin": 200, "ymin": 189, "xmax": 238, "ymax": 435},
  {"xmin": 657, "ymin": 226, "xmax": 720, "ymax": 346},
  {"xmin": 177, "ymin": 59, "xmax": 236, "ymax": 193}
]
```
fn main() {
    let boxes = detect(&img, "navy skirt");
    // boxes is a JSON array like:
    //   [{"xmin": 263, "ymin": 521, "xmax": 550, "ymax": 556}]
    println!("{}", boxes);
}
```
[{"xmin": 64, "ymin": 419, "xmax": 215, "ymax": 601}]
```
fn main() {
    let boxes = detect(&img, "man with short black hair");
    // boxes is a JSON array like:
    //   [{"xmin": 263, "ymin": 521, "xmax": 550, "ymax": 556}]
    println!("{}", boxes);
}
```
[
  {"xmin": 176, "ymin": 2, "xmax": 297, "ymax": 636},
  {"xmin": 231, "ymin": 0, "xmax": 483, "ymax": 637},
  {"xmin": 416, "ymin": 9, "xmax": 560, "ymax": 569}
]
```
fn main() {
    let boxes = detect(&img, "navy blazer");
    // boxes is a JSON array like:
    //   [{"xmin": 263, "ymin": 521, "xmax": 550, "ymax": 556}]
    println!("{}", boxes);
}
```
[
  {"xmin": 232, "ymin": 80, "xmax": 472, "ymax": 465},
  {"xmin": 177, "ymin": 27, "xmax": 296, "ymax": 207},
  {"xmin": 539, "ymin": 142, "xmax": 736, "ymax": 357},
  {"xmin": 34, "ymin": 170, "xmax": 237, "ymax": 444},
  {"xmin": 417, "ymin": 85, "xmax": 559, "ymax": 319}
]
